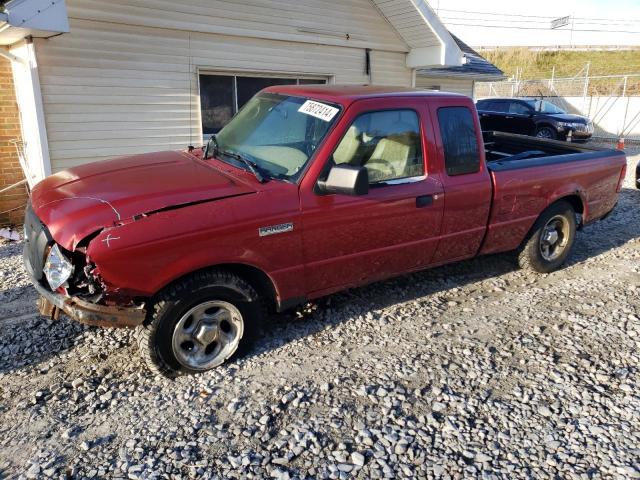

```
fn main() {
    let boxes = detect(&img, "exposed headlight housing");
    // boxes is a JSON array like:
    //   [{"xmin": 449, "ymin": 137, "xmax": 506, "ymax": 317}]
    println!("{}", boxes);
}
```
[
  {"xmin": 557, "ymin": 122, "xmax": 576, "ymax": 129},
  {"xmin": 43, "ymin": 244, "xmax": 74, "ymax": 290}
]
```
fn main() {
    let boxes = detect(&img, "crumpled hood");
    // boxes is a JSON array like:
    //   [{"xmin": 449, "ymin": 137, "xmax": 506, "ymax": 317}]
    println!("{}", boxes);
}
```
[{"xmin": 31, "ymin": 151, "xmax": 256, "ymax": 250}]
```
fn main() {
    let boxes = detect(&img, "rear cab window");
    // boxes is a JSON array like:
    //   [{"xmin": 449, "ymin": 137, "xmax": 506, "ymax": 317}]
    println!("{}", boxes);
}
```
[{"xmin": 437, "ymin": 106, "xmax": 481, "ymax": 176}]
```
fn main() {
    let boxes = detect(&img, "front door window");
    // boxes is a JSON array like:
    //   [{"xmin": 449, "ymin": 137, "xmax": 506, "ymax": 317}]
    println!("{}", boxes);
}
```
[{"xmin": 330, "ymin": 109, "xmax": 423, "ymax": 184}]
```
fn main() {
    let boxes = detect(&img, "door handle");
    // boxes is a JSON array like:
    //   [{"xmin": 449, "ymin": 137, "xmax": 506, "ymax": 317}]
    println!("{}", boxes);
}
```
[
  {"xmin": 505, "ymin": 115, "xmax": 513, "ymax": 119},
  {"xmin": 416, "ymin": 195, "xmax": 433, "ymax": 208}
]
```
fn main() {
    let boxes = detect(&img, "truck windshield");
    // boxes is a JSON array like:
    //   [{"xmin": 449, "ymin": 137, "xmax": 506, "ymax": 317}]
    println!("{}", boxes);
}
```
[{"xmin": 207, "ymin": 93, "xmax": 341, "ymax": 181}]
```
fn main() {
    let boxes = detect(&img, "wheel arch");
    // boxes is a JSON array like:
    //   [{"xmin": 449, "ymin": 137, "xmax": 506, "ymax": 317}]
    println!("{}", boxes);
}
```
[
  {"xmin": 518, "ymin": 194, "xmax": 583, "ymax": 250},
  {"xmin": 153, "ymin": 263, "xmax": 282, "ymax": 313},
  {"xmin": 216, "ymin": 263, "xmax": 279, "ymax": 312},
  {"xmin": 534, "ymin": 122, "xmax": 556, "ymax": 134},
  {"xmin": 549, "ymin": 192, "xmax": 586, "ymax": 226},
  {"xmin": 558, "ymin": 194, "xmax": 584, "ymax": 215}
]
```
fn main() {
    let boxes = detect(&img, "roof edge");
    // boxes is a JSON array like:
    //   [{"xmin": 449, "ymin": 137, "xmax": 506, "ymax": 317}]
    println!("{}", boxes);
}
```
[
  {"xmin": 405, "ymin": 0, "xmax": 464, "ymax": 67},
  {"xmin": 416, "ymin": 70, "xmax": 506, "ymax": 81},
  {"xmin": 0, "ymin": 0, "xmax": 69, "ymax": 46}
]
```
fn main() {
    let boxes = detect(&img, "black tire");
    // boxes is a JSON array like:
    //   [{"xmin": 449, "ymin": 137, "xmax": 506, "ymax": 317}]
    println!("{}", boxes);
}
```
[
  {"xmin": 535, "ymin": 126, "xmax": 558, "ymax": 140},
  {"xmin": 517, "ymin": 201, "xmax": 576, "ymax": 273},
  {"xmin": 136, "ymin": 269, "xmax": 265, "ymax": 377}
]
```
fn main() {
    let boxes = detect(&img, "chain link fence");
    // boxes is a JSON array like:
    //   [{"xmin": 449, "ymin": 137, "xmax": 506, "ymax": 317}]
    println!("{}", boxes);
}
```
[{"xmin": 476, "ymin": 72, "xmax": 640, "ymax": 142}]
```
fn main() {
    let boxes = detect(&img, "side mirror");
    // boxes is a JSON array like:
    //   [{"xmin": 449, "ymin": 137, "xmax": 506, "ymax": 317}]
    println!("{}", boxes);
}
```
[{"xmin": 317, "ymin": 164, "xmax": 369, "ymax": 196}]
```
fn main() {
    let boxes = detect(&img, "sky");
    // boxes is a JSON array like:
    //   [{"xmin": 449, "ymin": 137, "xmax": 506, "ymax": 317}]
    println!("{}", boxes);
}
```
[{"xmin": 430, "ymin": 0, "xmax": 640, "ymax": 47}]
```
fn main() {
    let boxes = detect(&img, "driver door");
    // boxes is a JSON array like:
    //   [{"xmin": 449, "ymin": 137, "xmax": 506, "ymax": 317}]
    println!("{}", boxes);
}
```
[{"xmin": 299, "ymin": 98, "xmax": 444, "ymax": 297}]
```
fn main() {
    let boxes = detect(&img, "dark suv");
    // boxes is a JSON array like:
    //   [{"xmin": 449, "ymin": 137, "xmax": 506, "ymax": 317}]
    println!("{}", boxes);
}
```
[{"xmin": 476, "ymin": 97, "xmax": 594, "ymax": 141}]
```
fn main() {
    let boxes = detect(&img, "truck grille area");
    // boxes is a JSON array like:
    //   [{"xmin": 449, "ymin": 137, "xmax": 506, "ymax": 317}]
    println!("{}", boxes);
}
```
[{"xmin": 23, "ymin": 201, "xmax": 52, "ymax": 282}]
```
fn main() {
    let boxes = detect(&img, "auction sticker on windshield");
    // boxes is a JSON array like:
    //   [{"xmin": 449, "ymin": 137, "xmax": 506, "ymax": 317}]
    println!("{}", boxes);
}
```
[{"xmin": 298, "ymin": 100, "xmax": 339, "ymax": 122}]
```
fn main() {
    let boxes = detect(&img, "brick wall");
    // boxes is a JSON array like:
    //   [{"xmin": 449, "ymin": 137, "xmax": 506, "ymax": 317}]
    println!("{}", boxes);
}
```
[{"xmin": 0, "ymin": 57, "xmax": 28, "ymax": 227}]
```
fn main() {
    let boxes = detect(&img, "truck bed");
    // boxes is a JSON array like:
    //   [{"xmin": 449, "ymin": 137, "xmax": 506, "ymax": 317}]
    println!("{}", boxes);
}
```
[
  {"xmin": 482, "ymin": 131, "xmax": 617, "ymax": 171},
  {"xmin": 479, "ymin": 131, "xmax": 627, "ymax": 256}
]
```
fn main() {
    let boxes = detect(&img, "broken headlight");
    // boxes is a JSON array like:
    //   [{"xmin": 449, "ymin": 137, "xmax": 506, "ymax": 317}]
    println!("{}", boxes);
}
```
[{"xmin": 43, "ymin": 244, "xmax": 74, "ymax": 290}]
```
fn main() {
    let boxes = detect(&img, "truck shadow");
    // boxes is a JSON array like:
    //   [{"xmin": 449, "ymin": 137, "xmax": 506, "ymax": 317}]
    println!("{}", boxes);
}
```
[
  {"xmin": 0, "ymin": 238, "xmax": 89, "ymax": 375},
  {"xmin": 246, "ymin": 253, "xmax": 518, "ymax": 362},
  {"xmin": 0, "ymin": 312, "xmax": 86, "ymax": 374},
  {"xmin": 566, "ymin": 186, "xmax": 640, "ymax": 265},
  {"xmin": 246, "ymin": 186, "xmax": 640, "ymax": 362}
]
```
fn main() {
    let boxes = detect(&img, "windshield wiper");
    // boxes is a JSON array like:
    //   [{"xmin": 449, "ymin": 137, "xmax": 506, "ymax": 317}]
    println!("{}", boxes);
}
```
[{"xmin": 219, "ymin": 149, "xmax": 266, "ymax": 183}]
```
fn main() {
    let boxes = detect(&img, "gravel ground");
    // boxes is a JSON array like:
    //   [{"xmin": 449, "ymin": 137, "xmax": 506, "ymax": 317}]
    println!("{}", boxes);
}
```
[
  {"xmin": 590, "ymin": 139, "xmax": 640, "ymax": 157},
  {"xmin": 0, "ymin": 156, "xmax": 638, "ymax": 480}
]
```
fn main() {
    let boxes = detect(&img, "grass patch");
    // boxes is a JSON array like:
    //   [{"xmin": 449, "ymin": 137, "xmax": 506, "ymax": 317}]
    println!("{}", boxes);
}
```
[{"xmin": 480, "ymin": 48, "xmax": 640, "ymax": 95}]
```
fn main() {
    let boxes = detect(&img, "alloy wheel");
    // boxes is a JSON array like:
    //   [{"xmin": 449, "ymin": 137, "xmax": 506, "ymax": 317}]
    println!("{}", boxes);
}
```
[
  {"xmin": 171, "ymin": 300, "xmax": 244, "ymax": 371},
  {"xmin": 539, "ymin": 215, "xmax": 570, "ymax": 261}
]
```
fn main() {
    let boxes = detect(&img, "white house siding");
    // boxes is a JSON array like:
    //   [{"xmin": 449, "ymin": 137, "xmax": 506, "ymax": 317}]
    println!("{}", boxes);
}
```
[
  {"xmin": 34, "ymin": 0, "xmax": 413, "ymax": 172},
  {"xmin": 66, "ymin": 0, "xmax": 408, "ymax": 52},
  {"xmin": 415, "ymin": 76, "xmax": 474, "ymax": 98}
]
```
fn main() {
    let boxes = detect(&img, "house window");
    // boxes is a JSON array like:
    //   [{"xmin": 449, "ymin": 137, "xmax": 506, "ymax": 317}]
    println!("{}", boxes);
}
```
[{"xmin": 199, "ymin": 74, "xmax": 327, "ymax": 135}]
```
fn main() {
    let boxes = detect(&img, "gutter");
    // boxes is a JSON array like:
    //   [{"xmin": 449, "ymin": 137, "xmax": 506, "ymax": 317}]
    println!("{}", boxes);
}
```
[{"xmin": 0, "ymin": 13, "xmax": 25, "ymax": 63}]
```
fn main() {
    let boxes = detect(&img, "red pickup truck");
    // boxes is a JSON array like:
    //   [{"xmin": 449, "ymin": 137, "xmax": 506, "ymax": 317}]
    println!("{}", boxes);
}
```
[{"xmin": 24, "ymin": 86, "xmax": 627, "ymax": 376}]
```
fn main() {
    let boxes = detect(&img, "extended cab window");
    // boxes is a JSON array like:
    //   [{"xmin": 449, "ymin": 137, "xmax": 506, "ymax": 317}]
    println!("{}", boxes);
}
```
[
  {"xmin": 332, "ymin": 109, "xmax": 423, "ymax": 184},
  {"xmin": 437, "ymin": 106, "xmax": 480, "ymax": 176}
]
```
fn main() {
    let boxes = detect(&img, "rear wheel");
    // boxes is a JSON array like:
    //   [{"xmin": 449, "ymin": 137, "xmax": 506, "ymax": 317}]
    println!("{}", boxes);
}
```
[
  {"xmin": 518, "ymin": 201, "xmax": 576, "ymax": 273},
  {"xmin": 535, "ymin": 126, "xmax": 558, "ymax": 140},
  {"xmin": 137, "ymin": 270, "xmax": 264, "ymax": 377}
]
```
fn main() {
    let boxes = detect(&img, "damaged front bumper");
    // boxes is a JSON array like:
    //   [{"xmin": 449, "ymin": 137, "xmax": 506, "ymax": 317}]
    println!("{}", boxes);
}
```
[
  {"xmin": 33, "ymin": 280, "xmax": 146, "ymax": 328},
  {"xmin": 24, "ymin": 200, "xmax": 146, "ymax": 328}
]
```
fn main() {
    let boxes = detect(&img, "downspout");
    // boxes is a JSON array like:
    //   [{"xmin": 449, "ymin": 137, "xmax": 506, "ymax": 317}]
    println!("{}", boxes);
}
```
[
  {"xmin": 365, "ymin": 48, "xmax": 372, "ymax": 84},
  {"xmin": 9, "ymin": 37, "xmax": 52, "ymax": 185}
]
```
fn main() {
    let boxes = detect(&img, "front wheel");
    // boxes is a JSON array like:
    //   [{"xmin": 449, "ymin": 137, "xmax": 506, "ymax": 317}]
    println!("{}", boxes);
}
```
[
  {"xmin": 535, "ymin": 126, "xmax": 558, "ymax": 140},
  {"xmin": 137, "ymin": 270, "xmax": 264, "ymax": 377},
  {"xmin": 518, "ymin": 201, "xmax": 576, "ymax": 273}
]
